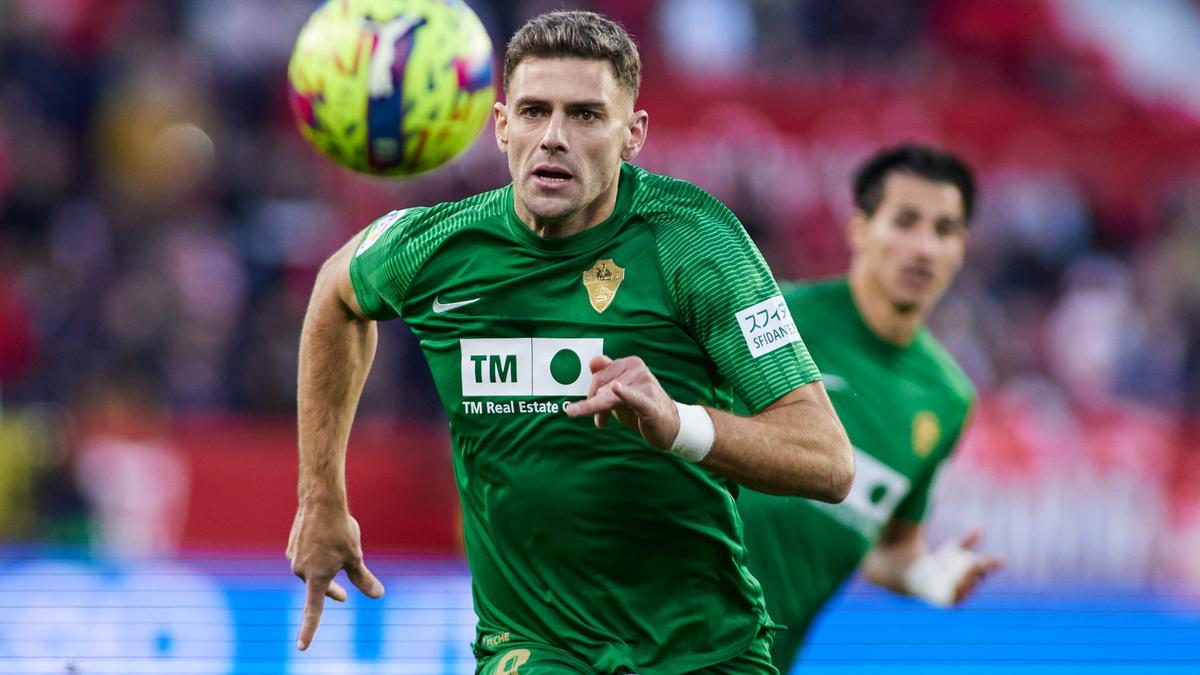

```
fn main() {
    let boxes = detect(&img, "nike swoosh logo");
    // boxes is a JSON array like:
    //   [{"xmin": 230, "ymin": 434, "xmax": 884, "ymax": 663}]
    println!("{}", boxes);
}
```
[{"xmin": 432, "ymin": 296, "xmax": 481, "ymax": 314}]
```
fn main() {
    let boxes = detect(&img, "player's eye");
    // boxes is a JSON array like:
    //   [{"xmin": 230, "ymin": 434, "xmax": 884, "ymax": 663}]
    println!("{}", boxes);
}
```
[
  {"xmin": 894, "ymin": 212, "xmax": 918, "ymax": 229},
  {"xmin": 519, "ymin": 106, "xmax": 543, "ymax": 118},
  {"xmin": 936, "ymin": 220, "xmax": 960, "ymax": 237}
]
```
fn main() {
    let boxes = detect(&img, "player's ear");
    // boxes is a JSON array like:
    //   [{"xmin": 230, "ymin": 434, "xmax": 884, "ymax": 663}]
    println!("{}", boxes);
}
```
[
  {"xmin": 620, "ymin": 109, "xmax": 648, "ymax": 162},
  {"xmin": 493, "ymin": 101, "xmax": 509, "ymax": 153},
  {"xmin": 847, "ymin": 210, "xmax": 869, "ymax": 254}
]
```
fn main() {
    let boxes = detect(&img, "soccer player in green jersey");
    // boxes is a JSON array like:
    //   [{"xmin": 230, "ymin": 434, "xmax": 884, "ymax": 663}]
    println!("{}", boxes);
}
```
[
  {"xmin": 738, "ymin": 144, "xmax": 1005, "ymax": 673},
  {"xmin": 285, "ymin": 11, "xmax": 854, "ymax": 674}
]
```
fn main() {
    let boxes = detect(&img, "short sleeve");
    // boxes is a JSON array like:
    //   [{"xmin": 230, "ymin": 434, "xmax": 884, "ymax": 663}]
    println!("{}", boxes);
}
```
[
  {"xmin": 657, "ymin": 197, "xmax": 820, "ymax": 412},
  {"xmin": 348, "ymin": 207, "xmax": 428, "ymax": 320}
]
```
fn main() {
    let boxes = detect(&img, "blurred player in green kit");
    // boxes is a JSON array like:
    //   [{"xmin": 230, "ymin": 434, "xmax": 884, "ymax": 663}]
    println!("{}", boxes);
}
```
[
  {"xmin": 286, "ymin": 10, "xmax": 855, "ymax": 675},
  {"xmin": 738, "ymin": 144, "xmax": 1005, "ymax": 673}
]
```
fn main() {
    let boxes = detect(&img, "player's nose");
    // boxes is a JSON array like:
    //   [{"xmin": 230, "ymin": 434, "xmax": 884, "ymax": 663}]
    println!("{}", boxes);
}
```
[
  {"xmin": 540, "ymin": 111, "xmax": 569, "ymax": 153},
  {"xmin": 909, "ymin": 222, "xmax": 939, "ymax": 258}
]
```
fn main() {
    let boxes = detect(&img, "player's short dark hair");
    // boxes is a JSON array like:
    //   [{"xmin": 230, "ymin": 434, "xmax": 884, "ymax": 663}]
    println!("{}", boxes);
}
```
[
  {"xmin": 504, "ymin": 11, "xmax": 641, "ymax": 101},
  {"xmin": 853, "ymin": 143, "xmax": 977, "ymax": 222}
]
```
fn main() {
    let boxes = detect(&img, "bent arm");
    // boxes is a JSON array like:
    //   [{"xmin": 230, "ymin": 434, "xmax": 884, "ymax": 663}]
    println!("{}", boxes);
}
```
[
  {"xmin": 703, "ymin": 380, "xmax": 853, "ymax": 501},
  {"xmin": 298, "ymin": 230, "xmax": 377, "ymax": 508},
  {"xmin": 568, "ymin": 357, "xmax": 853, "ymax": 502}
]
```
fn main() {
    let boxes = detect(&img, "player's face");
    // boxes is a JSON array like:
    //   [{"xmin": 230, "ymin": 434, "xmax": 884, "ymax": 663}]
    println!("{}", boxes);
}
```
[
  {"xmin": 850, "ymin": 172, "xmax": 967, "ymax": 313},
  {"xmin": 494, "ymin": 57, "xmax": 647, "ymax": 231}
]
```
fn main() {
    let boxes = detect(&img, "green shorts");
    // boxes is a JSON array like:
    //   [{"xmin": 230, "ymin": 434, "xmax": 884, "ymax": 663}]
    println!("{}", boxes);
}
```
[{"xmin": 474, "ymin": 627, "xmax": 778, "ymax": 675}]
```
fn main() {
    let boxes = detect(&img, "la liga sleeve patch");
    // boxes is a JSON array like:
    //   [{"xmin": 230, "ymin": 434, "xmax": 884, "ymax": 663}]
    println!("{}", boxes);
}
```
[{"xmin": 356, "ymin": 208, "xmax": 408, "ymax": 257}]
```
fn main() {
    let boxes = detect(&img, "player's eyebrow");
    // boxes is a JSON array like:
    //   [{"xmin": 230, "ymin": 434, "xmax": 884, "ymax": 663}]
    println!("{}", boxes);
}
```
[
  {"xmin": 565, "ymin": 100, "xmax": 609, "ymax": 109},
  {"xmin": 512, "ymin": 97, "xmax": 609, "ymax": 110}
]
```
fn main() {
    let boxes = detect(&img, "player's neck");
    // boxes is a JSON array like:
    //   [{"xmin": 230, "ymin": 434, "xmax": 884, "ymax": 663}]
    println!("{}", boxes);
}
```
[
  {"xmin": 848, "ymin": 266, "xmax": 925, "ymax": 347},
  {"xmin": 516, "ymin": 180, "xmax": 620, "ymax": 239}
]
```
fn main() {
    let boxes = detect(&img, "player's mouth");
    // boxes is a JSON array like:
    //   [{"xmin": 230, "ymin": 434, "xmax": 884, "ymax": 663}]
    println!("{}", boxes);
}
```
[
  {"xmin": 899, "ymin": 265, "xmax": 934, "ymax": 290},
  {"xmin": 531, "ymin": 164, "xmax": 574, "ymax": 188}
]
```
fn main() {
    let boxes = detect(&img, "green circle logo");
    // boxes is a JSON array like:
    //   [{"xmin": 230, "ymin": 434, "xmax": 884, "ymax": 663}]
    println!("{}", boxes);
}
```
[
  {"xmin": 549, "ymin": 348, "xmax": 582, "ymax": 385},
  {"xmin": 868, "ymin": 483, "xmax": 889, "ymax": 505}
]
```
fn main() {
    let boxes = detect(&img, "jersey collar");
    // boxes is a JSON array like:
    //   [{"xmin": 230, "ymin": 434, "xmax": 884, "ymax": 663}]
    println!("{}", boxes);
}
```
[{"xmin": 503, "ymin": 163, "xmax": 637, "ymax": 255}]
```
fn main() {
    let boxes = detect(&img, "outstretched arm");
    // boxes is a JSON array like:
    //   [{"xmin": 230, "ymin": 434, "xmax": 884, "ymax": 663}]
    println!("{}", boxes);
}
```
[
  {"xmin": 863, "ymin": 518, "xmax": 1004, "ymax": 607},
  {"xmin": 566, "ymin": 355, "xmax": 854, "ymax": 502},
  {"xmin": 287, "ymin": 230, "xmax": 385, "ymax": 651}
]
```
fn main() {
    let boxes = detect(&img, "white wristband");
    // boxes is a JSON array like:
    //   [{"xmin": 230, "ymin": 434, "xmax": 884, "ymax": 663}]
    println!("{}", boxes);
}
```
[
  {"xmin": 669, "ymin": 402, "xmax": 715, "ymax": 462},
  {"xmin": 902, "ymin": 541, "xmax": 977, "ymax": 608}
]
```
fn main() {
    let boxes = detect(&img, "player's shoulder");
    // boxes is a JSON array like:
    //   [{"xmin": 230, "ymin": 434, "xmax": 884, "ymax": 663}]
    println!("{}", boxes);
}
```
[
  {"xmin": 916, "ymin": 330, "xmax": 977, "ymax": 408},
  {"xmin": 362, "ymin": 185, "xmax": 508, "ymax": 245},
  {"xmin": 629, "ymin": 165, "xmax": 741, "ymax": 236},
  {"xmin": 779, "ymin": 276, "xmax": 849, "ymax": 308}
]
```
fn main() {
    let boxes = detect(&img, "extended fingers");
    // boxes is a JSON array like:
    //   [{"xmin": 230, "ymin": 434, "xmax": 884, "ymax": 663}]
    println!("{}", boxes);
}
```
[
  {"xmin": 566, "ymin": 386, "xmax": 621, "ymax": 418},
  {"xmin": 346, "ymin": 558, "xmax": 386, "ymax": 599},
  {"xmin": 952, "ymin": 556, "xmax": 1004, "ymax": 605},
  {"xmin": 571, "ymin": 357, "xmax": 659, "ymax": 428},
  {"xmin": 586, "ymin": 356, "xmax": 624, "ymax": 399},
  {"xmin": 958, "ymin": 529, "xmax": 984, "ymax": 550},
  {"xmin": 978, "ymin": 554, "xmax": 1005, "ymax": 574},
  {"xmin": 326, "ymin": 579, "xmax": 347, "ymax": 602},
  {"xmin": 587, "ymin": 356, "xmax": 653, "ymax": 394},
  {"xmin": 588, "ymin": 354, "xmax": 614, "ymax": 374},
  {"xmin": 953, "ymin": 567, "xmax": 988, "ymax": 605},
  {"xmin": 298, "ymin": 577, "xmax": 330, "ymax": 650}
]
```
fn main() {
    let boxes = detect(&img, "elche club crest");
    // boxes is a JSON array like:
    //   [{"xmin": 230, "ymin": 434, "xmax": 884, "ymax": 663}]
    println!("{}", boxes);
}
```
[{"xmin": 582, "ymin": 259, "xmax": 625, "ymax": 313}]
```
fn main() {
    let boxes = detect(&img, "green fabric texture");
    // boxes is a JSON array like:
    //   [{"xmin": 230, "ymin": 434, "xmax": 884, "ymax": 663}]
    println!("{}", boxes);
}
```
[
  {"xmin": 739, "ymin": 277, "xmax": 975, "ymax": 673},
  {"xmin": 350, "ymin": 163, "xmax": 818, "ymax": 673}
]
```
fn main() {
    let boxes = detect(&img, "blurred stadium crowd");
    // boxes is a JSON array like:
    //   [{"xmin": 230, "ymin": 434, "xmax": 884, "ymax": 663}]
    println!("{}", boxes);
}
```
[{"xmin": 2, "ymin": 0, "xmax": 1200, "ymax": 585}]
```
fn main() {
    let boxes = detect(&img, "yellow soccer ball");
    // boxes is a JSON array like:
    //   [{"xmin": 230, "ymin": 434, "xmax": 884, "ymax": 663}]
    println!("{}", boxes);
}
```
[{"xmin": 288, "ymin": 0, "xmax": 495, "ymax": 177}]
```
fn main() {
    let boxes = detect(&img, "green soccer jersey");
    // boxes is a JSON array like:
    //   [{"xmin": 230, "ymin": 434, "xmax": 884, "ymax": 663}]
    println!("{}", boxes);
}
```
[
  {"xmin": 737, "ymin": 278, "xmax": 975, "ymax": 671},
  {"xmin": 349, "ymin": 163, "xmax": 820, "ymax": 674}
]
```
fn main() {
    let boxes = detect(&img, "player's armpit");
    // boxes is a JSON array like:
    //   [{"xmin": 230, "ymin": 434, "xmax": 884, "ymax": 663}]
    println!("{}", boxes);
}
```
[{"xmin": 315, "ymin": 228, "xmax": 374, "ymax": 323}]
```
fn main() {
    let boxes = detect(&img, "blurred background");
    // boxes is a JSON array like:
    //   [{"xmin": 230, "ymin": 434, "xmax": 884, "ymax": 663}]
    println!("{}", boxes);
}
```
[{"xmin": 1, "ymin": 0, "xmax": 1199, "ymax": 672}]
